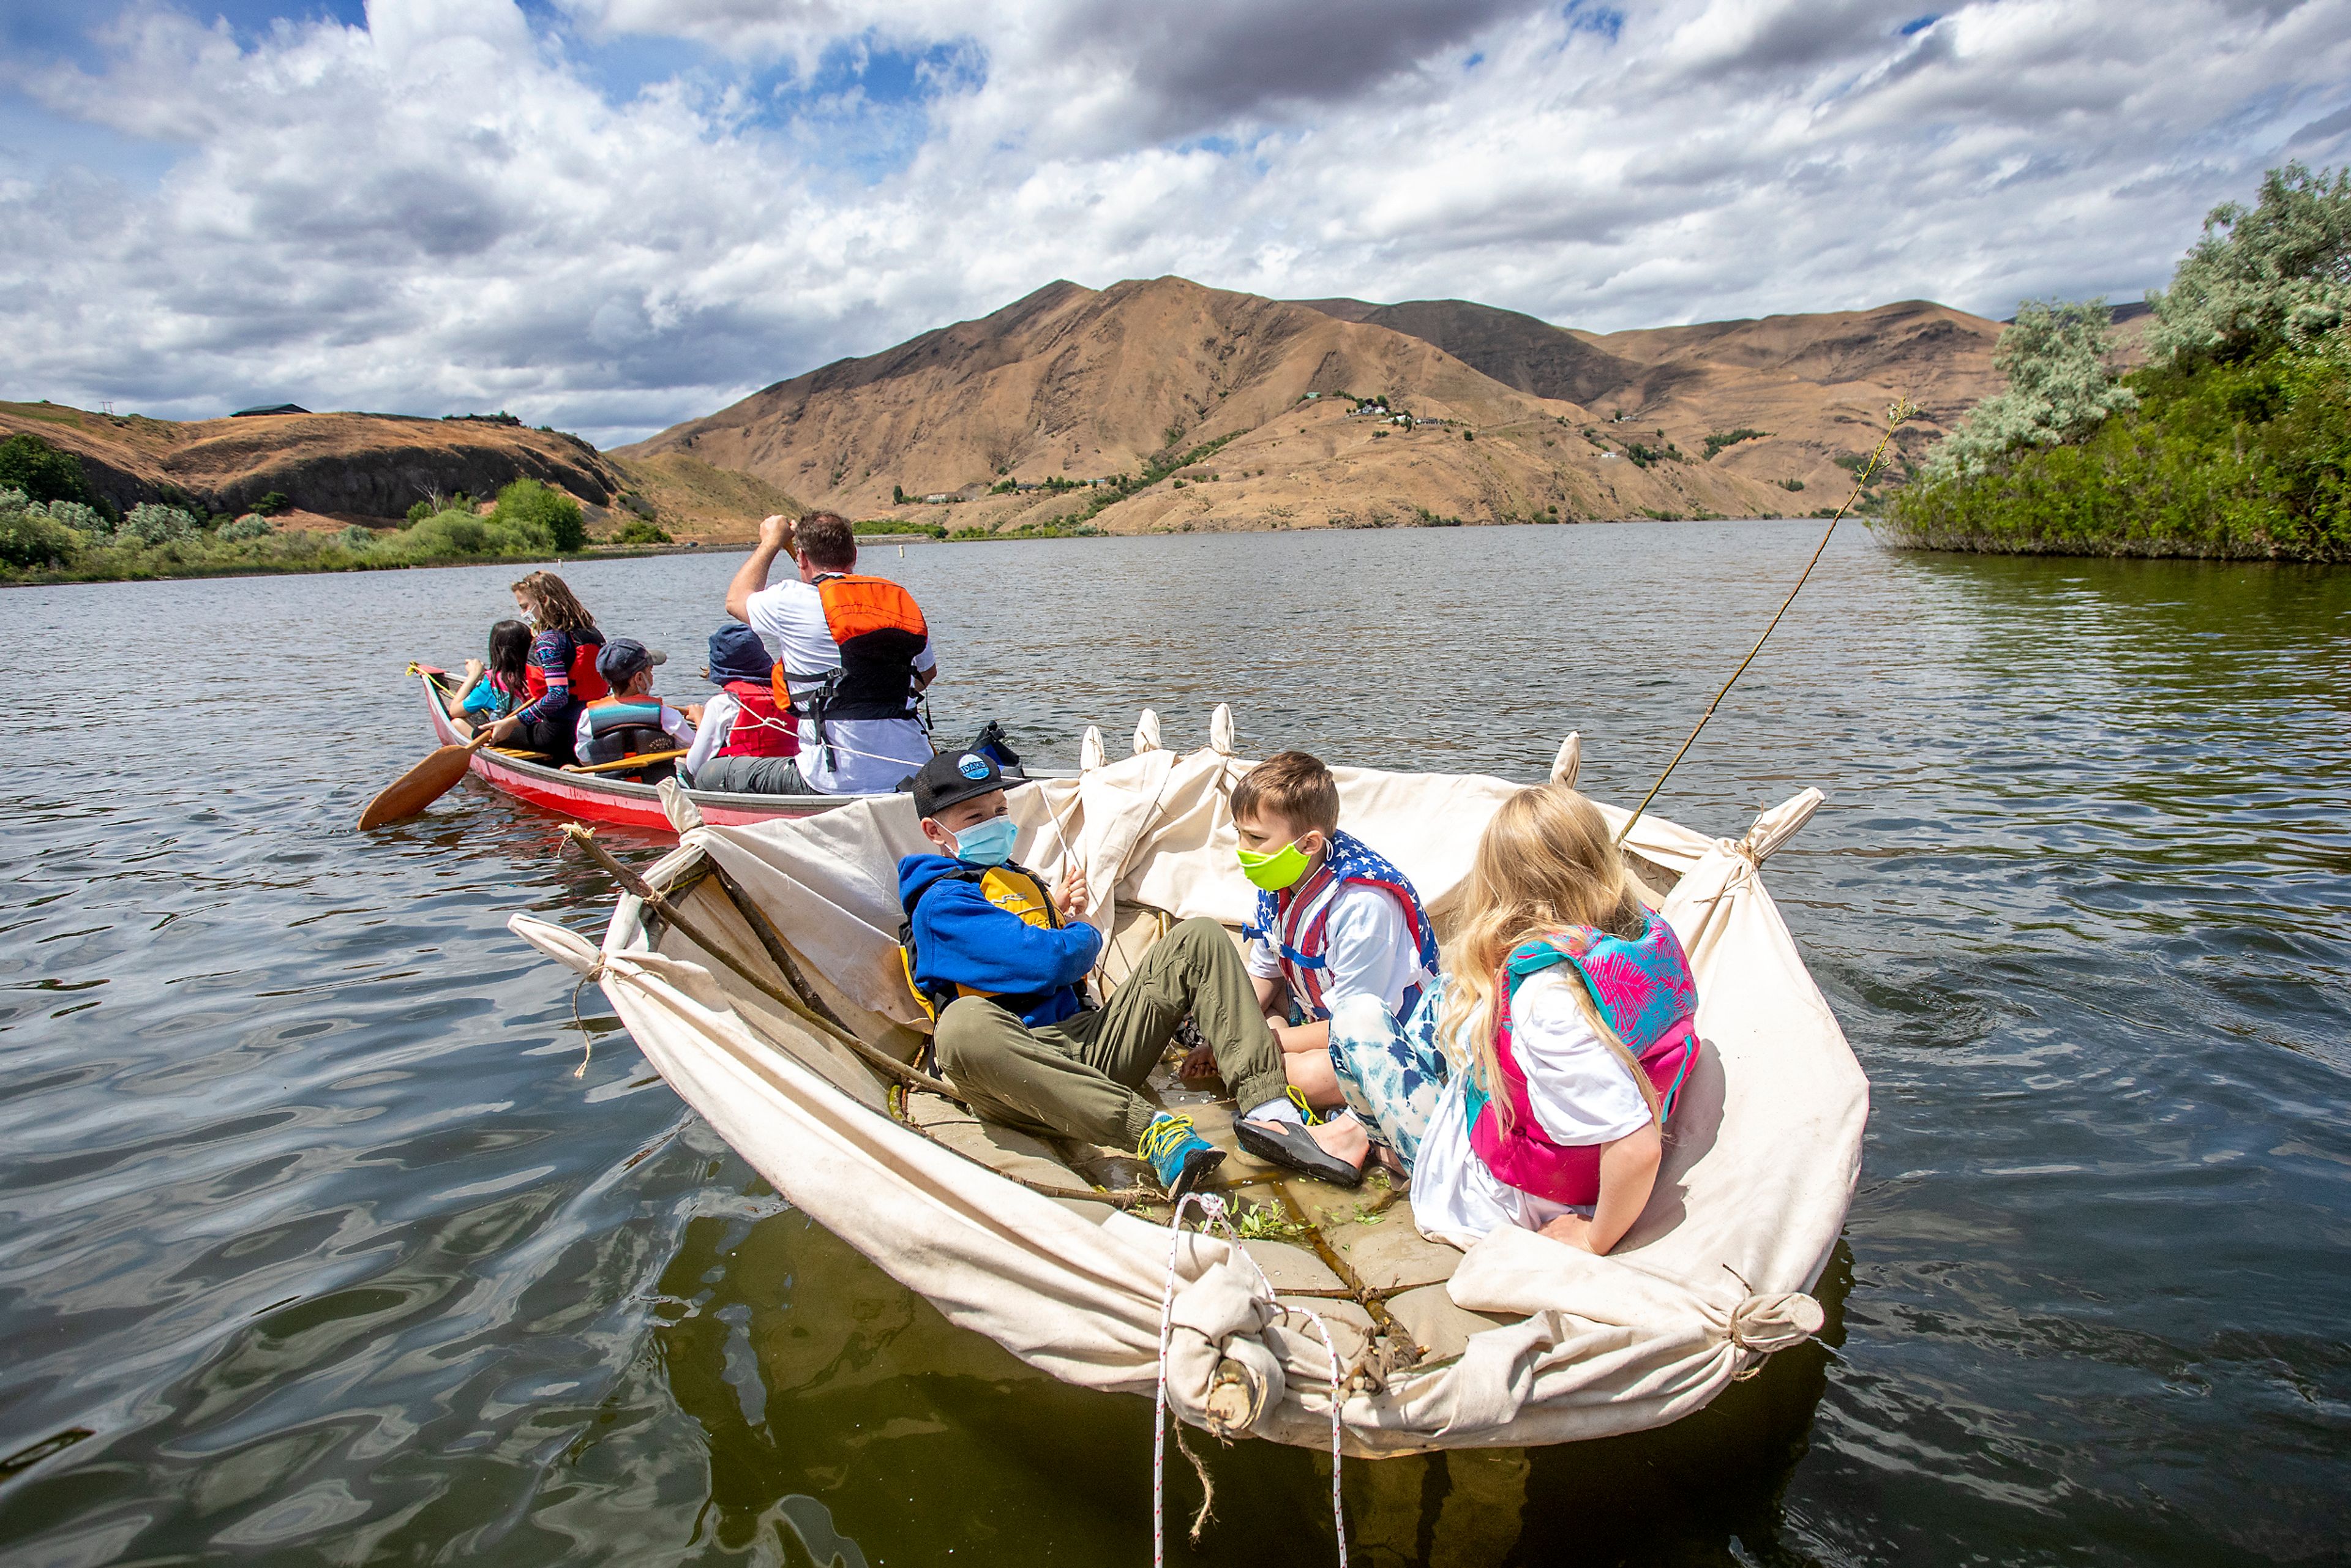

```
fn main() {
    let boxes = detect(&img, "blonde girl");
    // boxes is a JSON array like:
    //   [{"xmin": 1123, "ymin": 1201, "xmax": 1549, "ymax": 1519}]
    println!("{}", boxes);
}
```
[{"xmin": 1409, "ymin": 784, "xmax": 1701, "ymax": 1255}]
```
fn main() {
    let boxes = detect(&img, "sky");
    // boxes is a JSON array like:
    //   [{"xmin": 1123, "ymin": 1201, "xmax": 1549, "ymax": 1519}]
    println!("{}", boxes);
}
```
[{"xmin": 2, "ymin": 0, "xmax": 2347, "ymax": 447}]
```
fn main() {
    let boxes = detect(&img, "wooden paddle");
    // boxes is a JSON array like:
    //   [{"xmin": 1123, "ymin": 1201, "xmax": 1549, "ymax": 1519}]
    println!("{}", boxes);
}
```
[
  {"xmin": 358, "ymin": 729, "xmax": 496, "ymax": 830},
  {"xmin": 560, "ymin": 748, "xmax": 689, "ymax": 776}
]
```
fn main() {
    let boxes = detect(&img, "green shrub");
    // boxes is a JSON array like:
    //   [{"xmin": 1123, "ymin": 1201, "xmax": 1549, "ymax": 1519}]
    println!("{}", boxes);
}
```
[
  {"xmin": 121, "ymin": 502, "xmax": 198, "ymax": 544},
  {"xmin": 615, "ymin": 519, "xmax": 671, "ymax": 545},
  {"xmin": 0, "ymin": 509, "xmax": 80, "ymax": 569},
  {"xmin": 363, "ymin": 507, "xmax": 550, "ymax": 563},
  {"xmin": 1884, "ymin": 345, "xmax": 2351, "ymax": 560},
  {"xmin": 219, "ymin": 513, "xmax": 276, "ymax": 541},
  {"xmin": 406, "ymin": 499, "xmax": 435, "ymax": 525},
  {"xmin": 1, "ymin": 492, "xmax": 108, "ymax": 535},
  {"xmin": 1897, "ymin": 163, "xmax": 2351, "ymax": 560},
  {"xmin": 1779, "ymin": 478, "xmax": 1805, "ymax": 492},
  {"xmin": 252, "ymin": 491, "xmax": 290, "ymax": 516},
  {"xmin": 2148, "ymin": 161, "xmax": 2351, "ymax": 365},
  {"xmin": 1705, "ymin": 428, "xmax": 1769, "ymax": 459},
  {"xmin": 334, "ymin": 524, "xmax": 378, "ymax": 550},
  {"xmin": 492, "ymin": 478, "xmax": 584, "ymax": 551},
  {"xmin": 1925, "ymin": 299, "xmax": 2138, "ymax": 480},
  {"xmin": 0, "ymin": 432, "xmax": 96, "ymax": 506}
]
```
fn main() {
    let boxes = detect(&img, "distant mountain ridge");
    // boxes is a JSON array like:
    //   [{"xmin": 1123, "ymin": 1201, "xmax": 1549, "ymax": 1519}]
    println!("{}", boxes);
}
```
[{"xmin": 624, "ymin": 273, "xmax": 2001, "ymax": 533}]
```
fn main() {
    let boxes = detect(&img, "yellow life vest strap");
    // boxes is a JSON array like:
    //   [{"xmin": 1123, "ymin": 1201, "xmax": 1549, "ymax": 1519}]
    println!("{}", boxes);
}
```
[{"xmin": 899, "ymin": 861, "xmax": 1061, "ymax": 1022}]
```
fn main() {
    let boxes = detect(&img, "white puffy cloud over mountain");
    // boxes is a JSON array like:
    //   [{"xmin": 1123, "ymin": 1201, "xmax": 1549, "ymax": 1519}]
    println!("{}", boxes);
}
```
[{"xmin": 1, "ymin": 0, "xmax": 2345, "ymax": 443}]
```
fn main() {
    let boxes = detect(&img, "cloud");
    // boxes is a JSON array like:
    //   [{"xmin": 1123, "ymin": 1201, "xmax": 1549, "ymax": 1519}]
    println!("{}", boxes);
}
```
[{"xmin": 0, "ymin": 0, "xmax": 2346, "ymax": 446}]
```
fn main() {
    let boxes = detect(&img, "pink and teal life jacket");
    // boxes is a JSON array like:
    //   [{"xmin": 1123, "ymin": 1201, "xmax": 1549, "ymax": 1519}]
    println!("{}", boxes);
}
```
[
  {"xmin": 1463, "ymin": 912, "xmax": 1700, "ymax": 1207},
  {"xmin": 1242, "ymin": 829, "xmax": 1440, "ymax": 1024}
]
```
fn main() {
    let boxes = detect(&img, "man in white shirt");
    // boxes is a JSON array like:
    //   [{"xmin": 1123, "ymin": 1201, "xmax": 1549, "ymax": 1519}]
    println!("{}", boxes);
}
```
[{"xmin": 724, "ymin": 512, "xmax": 940, "ymax": 793}]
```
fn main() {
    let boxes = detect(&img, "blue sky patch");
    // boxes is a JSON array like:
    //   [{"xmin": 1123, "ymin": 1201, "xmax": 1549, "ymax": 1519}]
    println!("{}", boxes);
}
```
[
  {"xmin": 1563, "ymin": 2, "xmax": 1625, "ymax": 43},
  {"xmin": 1900, "ymin": 14, "xmax": 1943, "ymax": 36}
]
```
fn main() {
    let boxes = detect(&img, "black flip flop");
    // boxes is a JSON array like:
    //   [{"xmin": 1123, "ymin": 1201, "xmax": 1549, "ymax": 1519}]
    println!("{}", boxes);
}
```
[{"xmin": 1236, "ymin": 1117, "xmax": 1366, "ymax": 1188}]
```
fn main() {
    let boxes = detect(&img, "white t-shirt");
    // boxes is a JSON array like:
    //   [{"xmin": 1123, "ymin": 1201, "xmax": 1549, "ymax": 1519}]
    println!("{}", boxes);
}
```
[
  {"xmin": 1248, "ymin": 880, "xmax": 1421, "ymax": 1016},
  {"xmin": 743, "ymin": 574, "xmax": 939, "ymax": 794},
  {"xmin": 1411, "ymin": 970, "xmax": 1655, "ymax": 1249}
]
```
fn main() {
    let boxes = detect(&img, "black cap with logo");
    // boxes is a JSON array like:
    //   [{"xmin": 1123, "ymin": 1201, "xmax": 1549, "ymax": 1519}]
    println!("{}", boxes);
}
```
[{"xmin": 910, "ymin": 749, "xmax": 1006, "ymax": 819}]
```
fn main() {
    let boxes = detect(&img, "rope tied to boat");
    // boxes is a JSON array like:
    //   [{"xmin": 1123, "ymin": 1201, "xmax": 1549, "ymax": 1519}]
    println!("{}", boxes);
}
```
[
  {"xmin": 1153, "ymin": 1192, "xmax": 1348, "ymax": 1568},
  {"xmin": 566, "ymin": 954, "xmax": 610, "ymax": 1079}
]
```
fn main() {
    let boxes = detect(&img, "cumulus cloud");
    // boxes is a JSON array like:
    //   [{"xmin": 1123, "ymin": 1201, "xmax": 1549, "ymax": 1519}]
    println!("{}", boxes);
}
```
[{"xmin": 1, "ymin": 0, "xmax": 2346, "ymax": 445}]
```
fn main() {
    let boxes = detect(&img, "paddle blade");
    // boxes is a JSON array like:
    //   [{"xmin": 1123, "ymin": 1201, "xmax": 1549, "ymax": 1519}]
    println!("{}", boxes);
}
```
[{"xmin": 358, "ymin": 745, "xmax": 479, "ymax": 830}]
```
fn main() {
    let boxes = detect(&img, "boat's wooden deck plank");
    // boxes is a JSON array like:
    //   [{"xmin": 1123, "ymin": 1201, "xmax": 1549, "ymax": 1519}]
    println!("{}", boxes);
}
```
[
  {"xmin": 1243, "ymin": 1239, "xmax": 1348, "ymax": 1294},
  {"xmin": 904, "ymin": 1092, "xmax": 1098, "ymax": 1192}
]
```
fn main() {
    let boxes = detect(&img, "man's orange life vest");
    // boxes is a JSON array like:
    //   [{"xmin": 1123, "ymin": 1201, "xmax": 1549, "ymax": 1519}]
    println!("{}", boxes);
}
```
[{"xmin": 771, "ymin": 575, "xmax": 929, "ymax": 771}]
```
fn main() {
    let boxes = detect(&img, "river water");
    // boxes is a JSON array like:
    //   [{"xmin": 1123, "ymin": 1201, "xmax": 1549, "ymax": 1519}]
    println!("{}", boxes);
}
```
[{"xmin": 2, "ymin": 522, "xmax": 2345, "ymax": 1567}]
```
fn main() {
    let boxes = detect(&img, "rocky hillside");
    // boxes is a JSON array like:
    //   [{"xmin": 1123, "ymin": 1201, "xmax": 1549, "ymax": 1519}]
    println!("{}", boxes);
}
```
[
  {"xmin": 0, "ymin": 402, "xmax": 628, "ymax": 525},
  {"xmin": 617, "ymin": 277, "xmax": 1809, "ymax": 533},
  {"xmin": 1295, "ymin": 295, "xmax": 2010, "ymax": 495}
]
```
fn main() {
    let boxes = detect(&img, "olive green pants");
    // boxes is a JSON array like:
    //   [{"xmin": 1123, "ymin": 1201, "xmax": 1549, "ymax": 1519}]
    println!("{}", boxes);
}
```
[{"xmin": 931, "ymin": 917, "xmax": 1285, "ymax": 1149}]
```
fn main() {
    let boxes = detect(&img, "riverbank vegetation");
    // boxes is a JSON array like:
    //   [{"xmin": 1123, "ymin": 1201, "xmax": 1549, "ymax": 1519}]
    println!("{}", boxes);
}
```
[
  {"xmin": 1886, "ymin": 163, "xmax": 2350, "ymax": 561},
  {"xmin": 0, "ymin": 474, "xmax": 615, "ymax": 584}
]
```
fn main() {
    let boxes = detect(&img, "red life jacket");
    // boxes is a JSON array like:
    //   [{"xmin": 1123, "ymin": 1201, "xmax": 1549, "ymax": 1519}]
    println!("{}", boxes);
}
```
[
  {"xmin": 714, "ymin": 679, "xmax": 799, "ymax": 759},
  {"xmin": 522, "ymin": 628, "xmax": 610, "ymax": 705},
  {"xmin": 1464, "ymin": 917, "xmax": 1700, "ymax": 1208}
]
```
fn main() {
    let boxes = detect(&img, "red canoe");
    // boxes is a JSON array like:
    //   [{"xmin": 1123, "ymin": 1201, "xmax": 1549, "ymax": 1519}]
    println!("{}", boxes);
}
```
[{"xmin": 414, "ymin": 666, "xmax": 877, "ymax": 832}]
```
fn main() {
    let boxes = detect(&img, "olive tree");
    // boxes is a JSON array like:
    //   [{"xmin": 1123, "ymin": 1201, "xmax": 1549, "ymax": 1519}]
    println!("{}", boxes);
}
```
[
  {"xmin": 2147, "ymin": 162, "xmax": 2351, "ymax": 366},
  {"xmin": 1923, "ymin": 298, "xmax": 2138, "ymax": 481}
]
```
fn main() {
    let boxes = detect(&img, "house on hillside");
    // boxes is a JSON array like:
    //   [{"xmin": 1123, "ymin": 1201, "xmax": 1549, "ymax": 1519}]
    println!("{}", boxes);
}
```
[{"xmin": 233, "ymin": 403, "xmax": 310, "ymax": 417}]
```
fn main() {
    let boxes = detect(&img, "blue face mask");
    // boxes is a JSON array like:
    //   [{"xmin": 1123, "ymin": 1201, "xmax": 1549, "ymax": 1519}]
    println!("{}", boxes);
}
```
[{"xmin": 950, "ymin": 814, "xmax": 1018, "ymax": 866}]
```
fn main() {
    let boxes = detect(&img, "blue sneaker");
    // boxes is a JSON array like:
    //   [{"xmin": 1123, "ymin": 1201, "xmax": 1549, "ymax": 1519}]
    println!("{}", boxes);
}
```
[{"xmin": 1137, "ymin": 1113, "xmax": 1226, "ymax": 1199}]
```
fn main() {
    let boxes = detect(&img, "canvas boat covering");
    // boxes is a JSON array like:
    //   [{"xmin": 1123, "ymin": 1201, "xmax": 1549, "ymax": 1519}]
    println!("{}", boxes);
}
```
[{"xmin": 509, "ymin": 710, "xmax": 1868, "ymax": 1455}]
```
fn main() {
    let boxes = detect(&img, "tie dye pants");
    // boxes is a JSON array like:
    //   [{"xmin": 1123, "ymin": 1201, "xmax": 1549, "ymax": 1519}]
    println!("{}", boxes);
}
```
[{"xmin": 1325, "ymin": 981, "xmax": 1452, "ymax": 1171}]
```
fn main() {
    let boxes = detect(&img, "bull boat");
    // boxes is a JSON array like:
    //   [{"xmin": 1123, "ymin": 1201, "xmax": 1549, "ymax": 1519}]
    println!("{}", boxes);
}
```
[{"xmin": 511, "ymin": 705, "xmax": 1868, "ymax": 1458}]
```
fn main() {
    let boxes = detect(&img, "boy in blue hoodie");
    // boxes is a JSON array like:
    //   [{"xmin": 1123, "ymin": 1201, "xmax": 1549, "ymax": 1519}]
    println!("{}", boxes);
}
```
[{"xmin": 899, "ymin": 749, "xmax": 1334, "ymax": 1198}]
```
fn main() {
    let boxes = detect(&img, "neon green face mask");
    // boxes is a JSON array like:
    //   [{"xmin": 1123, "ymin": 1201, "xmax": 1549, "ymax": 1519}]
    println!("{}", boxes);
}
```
[{"xmin": 1236, "ymin": 837, "xmax": 1314, "ymax": 891}]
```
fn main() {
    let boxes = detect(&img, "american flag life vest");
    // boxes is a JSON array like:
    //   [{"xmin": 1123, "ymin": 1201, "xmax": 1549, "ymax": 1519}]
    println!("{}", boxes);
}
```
[
  {"xmin": 1242, "ymin": 829, "xmax": 1439, "ymax": 1025},
  {"xmin": 1463, "ymin": 914, "xmax": 1700, "ymax": 1207}
]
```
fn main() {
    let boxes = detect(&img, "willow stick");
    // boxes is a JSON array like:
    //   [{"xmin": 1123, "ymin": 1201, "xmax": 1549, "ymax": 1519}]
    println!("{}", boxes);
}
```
[
  {"xmin": 561, "ymin": 823, "xmax": 964, "ymax": 1100},
  {"xmin": 1615, "ymin": 397, "xmax": 1919, "ymax": 846}
]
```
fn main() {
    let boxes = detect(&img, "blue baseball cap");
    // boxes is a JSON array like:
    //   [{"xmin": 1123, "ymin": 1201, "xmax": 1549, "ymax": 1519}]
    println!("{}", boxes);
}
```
[{"xmin": 595, "ymin": 637, "xmax": 665, "ymax": 684}]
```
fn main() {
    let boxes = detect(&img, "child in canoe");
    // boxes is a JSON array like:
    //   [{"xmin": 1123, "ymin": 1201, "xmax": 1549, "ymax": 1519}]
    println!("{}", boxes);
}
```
[
  {"xmin": 442, "ymin": 618, "xmax": 531, "ymax": 738},
  {"xmin": 1409, "ymin": 782, "xmax": 1701, "ymax": 1256},
  {"xmin": 1216, "ymin": 751, "xmax": 1446, "ymax": 1188},
  {"xmin": 572, "ymin": 639, "xmax": 701, "ymax": 777}
]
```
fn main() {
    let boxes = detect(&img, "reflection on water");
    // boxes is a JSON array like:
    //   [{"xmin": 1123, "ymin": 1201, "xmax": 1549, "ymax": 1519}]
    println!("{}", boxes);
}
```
[
  {"xmin": 1, "ymin": 524, "xmax": 2345, "ymax": 1565},
  {"xmin": 639, "ymin": 1196, "xmax": 1850, "ymax": 1567}
]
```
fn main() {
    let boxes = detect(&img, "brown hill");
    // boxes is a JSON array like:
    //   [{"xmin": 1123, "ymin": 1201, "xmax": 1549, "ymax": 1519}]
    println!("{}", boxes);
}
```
[
  {"xmin": 0, "ymin": 401, "xmax": 629, "ymax": 525},
  {"xmin": 618, "ymin": 276, "xmax": 1804, "ymax": 534},
  {"xmin": 1295, "ymin": 297, "xmax": 1651, "ymax": 408},
  {"xmin": 0, "ymin": 401, "xmax": 807, "ymax": 540},
  {"xmin": 1294, "ymin": 296, "xmax": 2010, "ymax": 498}
]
